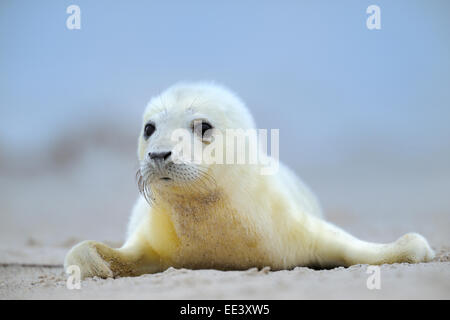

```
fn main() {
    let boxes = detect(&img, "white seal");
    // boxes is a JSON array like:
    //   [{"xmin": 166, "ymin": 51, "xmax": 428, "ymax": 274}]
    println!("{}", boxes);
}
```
[{"xmin": 65, "ymin": 82, "xmax": 434, "ymax": 278}]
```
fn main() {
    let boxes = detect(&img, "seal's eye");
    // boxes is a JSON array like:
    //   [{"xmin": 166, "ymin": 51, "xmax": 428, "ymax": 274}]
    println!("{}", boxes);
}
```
[
  {"xmin": 201, "ymin": 122, "xmax": 212, "ymax": 138},
  {"xmin": 192, "ymin": 120, "xmax": 213, "ymax": 141},
  {"xmin": 144, "ymin": 123, "xmax": 155, "ymax": 139}
]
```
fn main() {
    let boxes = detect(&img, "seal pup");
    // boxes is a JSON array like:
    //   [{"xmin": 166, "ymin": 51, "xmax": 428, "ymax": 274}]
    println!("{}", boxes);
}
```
[{"xmin": 65, "ymin": 82, "xmax": 434, "ymax": 278}]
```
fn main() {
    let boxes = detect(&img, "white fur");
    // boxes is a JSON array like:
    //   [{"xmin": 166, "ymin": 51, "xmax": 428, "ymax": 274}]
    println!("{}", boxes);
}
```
[{"xmin": 65, "ymin": 82, "xmax": 435, "ymax": 278}]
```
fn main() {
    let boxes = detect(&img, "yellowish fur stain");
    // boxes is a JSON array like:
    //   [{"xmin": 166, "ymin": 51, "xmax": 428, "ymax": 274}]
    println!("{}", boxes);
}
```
[
  {"xmin": 147, "ymin": 205, "xmax": 181, "ymax": 261},
  {"xmin": 147, "ymin": 186, "xmax": 268, "ymax": 270}
]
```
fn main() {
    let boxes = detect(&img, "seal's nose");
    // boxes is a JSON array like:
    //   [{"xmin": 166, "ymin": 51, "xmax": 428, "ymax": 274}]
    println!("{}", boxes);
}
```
[{"xmin": 148, "ymin": 151, "xmax": 172, "ymax": 161}]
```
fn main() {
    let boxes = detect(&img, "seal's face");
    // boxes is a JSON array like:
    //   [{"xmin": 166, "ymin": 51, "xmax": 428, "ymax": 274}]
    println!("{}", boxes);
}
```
[
  {"xmin": 137, "ymin": 111, "xmax": 217, "ymax": 201},
  {"xmin": 137, "ymin": 83, "xmax": 255, "ymax": 202}
]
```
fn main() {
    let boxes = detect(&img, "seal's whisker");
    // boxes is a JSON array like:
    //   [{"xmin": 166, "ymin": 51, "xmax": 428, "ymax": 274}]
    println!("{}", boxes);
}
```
[
  {"xmin": 196, "ymin": 167, "xmax": 217, "ymax": 187},
  {"xmin": 136, "ymin": 167, "xmax": 155, "ymax": 206}
]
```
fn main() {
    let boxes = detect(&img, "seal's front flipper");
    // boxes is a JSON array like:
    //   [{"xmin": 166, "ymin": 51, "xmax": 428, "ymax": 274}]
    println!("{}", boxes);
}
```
[
  {"xmin": 309, "ymin": 219, "xmax": 434, "ymax": 267},
  {"xmin": 64, "ymin": 240, "xmax": 163, "ymax": 279}
]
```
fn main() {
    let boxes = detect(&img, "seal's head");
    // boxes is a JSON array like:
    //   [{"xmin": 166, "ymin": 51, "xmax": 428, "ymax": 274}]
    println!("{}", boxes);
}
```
[{"xmin": 137, "ymin": 82, "xmax": 255, "ymax": 202}]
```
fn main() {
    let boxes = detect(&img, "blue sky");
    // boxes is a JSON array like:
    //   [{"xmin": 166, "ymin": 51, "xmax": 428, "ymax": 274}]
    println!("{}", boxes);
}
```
[{"xmin": 1, "ymin": 0, "xmax": 449, "ymax": 165}]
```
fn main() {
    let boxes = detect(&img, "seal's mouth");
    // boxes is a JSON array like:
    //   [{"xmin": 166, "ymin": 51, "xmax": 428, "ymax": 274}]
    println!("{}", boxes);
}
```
[{"xmin": 137, "ymin": 163, "xmax": 217, "ymax": 205}]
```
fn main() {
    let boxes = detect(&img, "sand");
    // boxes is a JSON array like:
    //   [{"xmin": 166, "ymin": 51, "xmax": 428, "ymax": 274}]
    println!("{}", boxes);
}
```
[
  {"xmin": 1, "ymin": 253, "xmax": 449, "ymax": 299},
  {"xmin": 1, "ymin": 143, "xmax": 449, "ymax": 299}
]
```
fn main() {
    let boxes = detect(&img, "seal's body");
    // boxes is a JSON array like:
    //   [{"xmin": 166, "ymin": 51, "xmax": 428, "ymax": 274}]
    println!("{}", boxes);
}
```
[{"xmin": 65, "ymin": 83, "xmax": 434, "ymax": 279}]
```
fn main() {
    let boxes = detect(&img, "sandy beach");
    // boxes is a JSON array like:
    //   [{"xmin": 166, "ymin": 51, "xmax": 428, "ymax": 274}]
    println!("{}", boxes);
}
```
[
  {"xmin": 2, "ymin": 0, "xmax": 450, "ymax": 301},
  {"xmin": 1, "ymin": 258, "xmax": 449, "ymax": 299},
  {"xmin": 1, "ymin": 141, "xmax": 449, "ymax": 299}
]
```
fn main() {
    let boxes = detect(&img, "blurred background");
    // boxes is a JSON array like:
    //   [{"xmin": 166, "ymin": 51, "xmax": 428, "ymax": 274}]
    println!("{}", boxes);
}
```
[{"xmin": 1, "ymin": 0, "xmax": 449, "ymax": 264}]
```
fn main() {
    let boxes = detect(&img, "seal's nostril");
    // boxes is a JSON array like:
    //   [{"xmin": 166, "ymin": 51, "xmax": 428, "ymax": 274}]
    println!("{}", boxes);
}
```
[{"xmin": 148, "ymin": 151, "xmax": 171, "ymax": 161}]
